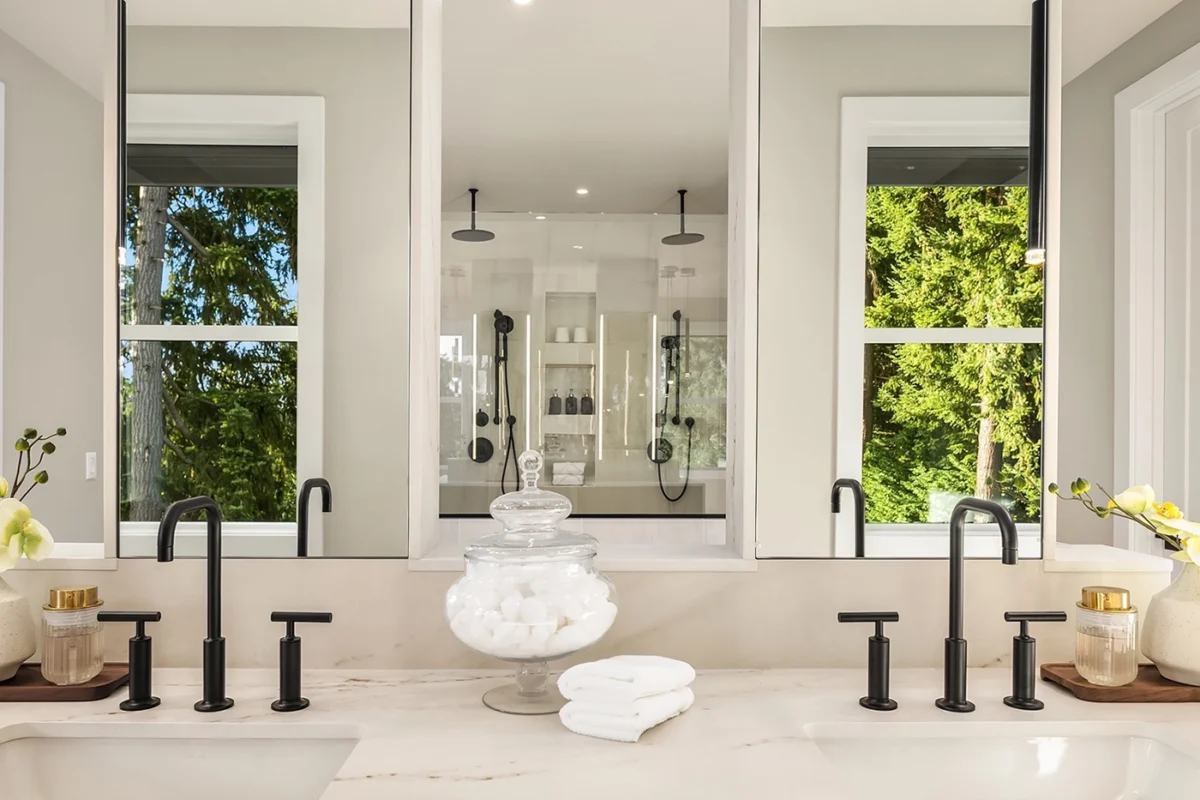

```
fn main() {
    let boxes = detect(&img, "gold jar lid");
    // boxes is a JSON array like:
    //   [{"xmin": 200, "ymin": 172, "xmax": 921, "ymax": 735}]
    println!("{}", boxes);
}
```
[
  {"xmin": 44, "ymin": 586, "xmax": 103, "ymax": 611},
  {"xmin": 1078, "ymin": 585, "xmax": 1134, "ymax": 613}
]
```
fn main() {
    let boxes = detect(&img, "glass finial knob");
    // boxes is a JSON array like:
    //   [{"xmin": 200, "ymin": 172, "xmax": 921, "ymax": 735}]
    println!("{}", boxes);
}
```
[{"xmin": 519, "ymin": 450, "xmax": 543, "ymax": 489}]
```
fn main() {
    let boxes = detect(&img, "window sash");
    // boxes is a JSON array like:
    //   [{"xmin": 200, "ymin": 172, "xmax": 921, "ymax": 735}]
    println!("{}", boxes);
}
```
[
  {"xmin": 861, "ymin": 327, "xmax": 1042, "ymax": 345},
  {"xmin": 121, "ymin": 324, "xmax": 299, "ymax": 342}
]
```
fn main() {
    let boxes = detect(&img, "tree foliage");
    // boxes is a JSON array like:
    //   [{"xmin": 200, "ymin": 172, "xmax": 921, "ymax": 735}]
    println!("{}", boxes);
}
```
[
  {"xmin": 122, "ymin": 186, "xmax": 299, "ymax": 522},
  {"xmin": 862, "ymin": 186, "xmax": 1043, "ymax": 524}
]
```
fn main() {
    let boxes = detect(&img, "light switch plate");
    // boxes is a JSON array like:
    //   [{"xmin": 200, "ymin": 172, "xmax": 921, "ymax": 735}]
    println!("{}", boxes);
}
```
[{"xmin": 85, "ymin": 452, "xmax": 97, "ymax": 480}]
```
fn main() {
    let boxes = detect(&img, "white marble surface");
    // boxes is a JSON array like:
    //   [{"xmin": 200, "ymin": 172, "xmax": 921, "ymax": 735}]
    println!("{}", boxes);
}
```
[{"xmin": 3, "ymin": 668, "xmax": 1200, "ymax": 798}]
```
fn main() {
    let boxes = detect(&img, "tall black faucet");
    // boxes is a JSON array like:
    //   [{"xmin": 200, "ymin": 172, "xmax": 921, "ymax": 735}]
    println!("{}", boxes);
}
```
[
  {"xmin": 936, "ymin": 497, "xmax": 1019, "ymax": 713},
  {"xmin": 831, "ymin": 478, "xmax": 866, "ymax": 558},
  {"xmin": 297, "ymin": 478, "xmax": 332, "ymax": 557},
  {"xmin": 157, "ymin": 496, "xmax": 233, "ymax": 712}
]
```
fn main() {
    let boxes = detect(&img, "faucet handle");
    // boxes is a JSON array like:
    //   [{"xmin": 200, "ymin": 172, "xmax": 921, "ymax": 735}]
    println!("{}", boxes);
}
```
[
  {"xmin": 270, "ymin": 611, "xmax": 332, "ymax": 712},
  {"xmin": 1003, "ymin": 610, "xmax": 1067, "ymax": 711},
  {"xmin": 98, "ymin": 611, "xmax": 162, "ymax": 711},
  {"xmin": 838, "ymin": 612, "xmax": 899, "ymax": 711}
]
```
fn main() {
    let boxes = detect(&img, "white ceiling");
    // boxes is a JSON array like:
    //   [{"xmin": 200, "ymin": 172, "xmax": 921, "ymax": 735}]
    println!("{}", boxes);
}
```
[
  {"xmin": 126, "ymin": 0, "xmax": 410, "ymax": 29},
  {"xmin": 0, "ymin": 0, "xmax": 105, "ymax": 98}
]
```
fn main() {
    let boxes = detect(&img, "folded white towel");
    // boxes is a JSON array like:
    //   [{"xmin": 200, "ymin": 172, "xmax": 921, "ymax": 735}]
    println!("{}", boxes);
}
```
[
  {"xmin": 552, "ymin": 474, "xmax": 585, "ymax": 486},
  {"xmin": 559, "ymin": 688, "xmax": 694, "ymax": 743},
  {"xmin": 552, "ymin": 461, "xmax": 586, "ymax": 476},
  {"xmin": 558, "ymin": 655, "xmax": 696, "ymax": 703}
]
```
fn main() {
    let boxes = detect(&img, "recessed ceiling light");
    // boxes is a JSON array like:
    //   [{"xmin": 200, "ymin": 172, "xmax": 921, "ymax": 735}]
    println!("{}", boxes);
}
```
[
  {"xmin": 573, "ymin": 245, "xmax": 583, "ymax": 250},
  {"xmin": 513, "ymin": 0, "xmax": 534, "ymax": 5},
  {"xmin": 576, "ymin": 188, "xmax": 589, "ymax": 196},
  {"xmin": 535, "ymin": 215, "xmax": 546, "ymax": 220},
  {"xmin": 906, "ymin": 165, "xmax": 916, "ymax": 171}
]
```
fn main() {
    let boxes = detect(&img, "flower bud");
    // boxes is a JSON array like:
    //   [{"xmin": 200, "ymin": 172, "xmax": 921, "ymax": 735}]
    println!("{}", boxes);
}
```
[
  {"xmin": 1076, "ymin": 479, "xmax": 1091, "ymax": 493},
  {"xmin": 1048, "ymin": 483, "xmax": 1059, "ymax": 495},
  {"xmin": 22, "ymin": 428, "xmax": 36, "ymax": 439},
  {"xmin": 0, "ymin": 477, "xmax": 8, "ymax": 498},
  {"xmin": 33, "ymin": 470, "xmax": 48, "ymax": 484},
  {"xmin": 55, "ymin": 428, "xmax": 67, "ymax": 436},
  {"xmin": 14, "ymin": 439, "xmax": 29, "ymax": 452},
  {"xmin": 41, "ymin": 442, "xmax": 56, "ymax": 454}
]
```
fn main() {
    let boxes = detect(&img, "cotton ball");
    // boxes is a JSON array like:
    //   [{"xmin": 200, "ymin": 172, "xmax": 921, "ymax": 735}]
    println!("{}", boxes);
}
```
[
  {"xmin": 557, "ymin": 596, "xmax": 586, "ymax": 622},
  {"xmin": 519, "ymin": 597, "xmax": 549, "ymax": 625},
  {"xmin": 547, "ymin": 623, "xmax": 592, "ymax": 655},
  {"xmin": 500, "ymin": 591, "xmax": 523, "ymax": 622},
  {"xmin": 581, "ymin": 601, "xmax": 618, "ymax": 643},
  {"xmin": 481, "ymin": 610, "xmax": 504, "ymax": 633},
  {"xmin": 497, "ymin": 577, "xmax": 519, "ymax": 597},
  {"xmin": 527, "ymin": 620, "xmax": 556, "ymax": 650}
]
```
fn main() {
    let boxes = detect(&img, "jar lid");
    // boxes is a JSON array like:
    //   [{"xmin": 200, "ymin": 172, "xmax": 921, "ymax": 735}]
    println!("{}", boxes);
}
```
[
  {"xmin": 468, "ymin": 450, "xmax": 596, "ymax": 562},
  {"xmin": 1078, "ymin": 585, "xmax": 1133, "ymax": 613},
  {"xmin": 44, "ymin": 586, "xmax": 103, "ymax": 611}
]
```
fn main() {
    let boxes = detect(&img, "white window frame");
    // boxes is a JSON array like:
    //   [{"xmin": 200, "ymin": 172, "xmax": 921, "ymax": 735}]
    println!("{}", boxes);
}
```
[
  {"xmin": 835, "ymin": 96, "xmax": 1042, "ymax": 558},
  {"xmin": 117, "ymin": 94, "xmax": 326, "ymax": 557}
]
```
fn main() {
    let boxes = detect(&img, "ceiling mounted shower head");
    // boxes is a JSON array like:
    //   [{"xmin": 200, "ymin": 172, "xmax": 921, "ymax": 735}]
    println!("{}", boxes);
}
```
[
  {"xmin": 661, "ymin": 189, "xmax": 705, "ymax": 246},
  {"xmin": 452, "ymin": 188, "xmax": 496, "ymax": 243}
]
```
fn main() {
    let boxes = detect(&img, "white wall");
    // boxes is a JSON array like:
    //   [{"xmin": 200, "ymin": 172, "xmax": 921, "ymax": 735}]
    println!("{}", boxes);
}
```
[
  {"xmin": 0, "ymin": 30, "xmax": 104, "ymax": 543},
  {"xmin": 126, "ymin": 27, "xmax": 411, "ymax": 557},
  {"xmin": 758, "ymin": 26, "xmax": 1031, "ymax": 556},
  {"xmin": 1060, "ymin": 0, "xmax": 1200, "ymax": 545}
]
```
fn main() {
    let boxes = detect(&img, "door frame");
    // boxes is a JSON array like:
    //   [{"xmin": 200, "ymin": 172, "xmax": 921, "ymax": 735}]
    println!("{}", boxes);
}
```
[{"xmin": 1115, "ymin": 40, "xmax": 1200, "ymax": 554}]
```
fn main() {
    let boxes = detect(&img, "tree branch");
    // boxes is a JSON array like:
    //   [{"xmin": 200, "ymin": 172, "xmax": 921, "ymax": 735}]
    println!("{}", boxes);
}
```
[
  {"xmin": 167, "ymin": 214, "xmax": 212, "ymax": 260},
  {"xmin": 162, "ymin": 388, "xmax": 198, "ymax": 444}
]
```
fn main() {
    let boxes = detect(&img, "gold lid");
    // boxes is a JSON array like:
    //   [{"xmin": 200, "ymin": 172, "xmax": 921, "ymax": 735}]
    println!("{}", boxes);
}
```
[
  {"xmin": 44, "ymin": 586, "xmax": 103, "ymax": 611},
  {"xmin": 1078, "ymin": 585, "xmax": 1134, "ymax": 613}
]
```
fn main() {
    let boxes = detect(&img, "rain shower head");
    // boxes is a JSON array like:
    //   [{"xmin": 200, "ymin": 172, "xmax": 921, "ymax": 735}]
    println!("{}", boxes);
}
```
[
  {"xmin": 662, "ymin": 189, "xmax": 705, "ymax": 246},
  {"xmin": 452, "ymin": 188, "xmax": 496, "ymax": 242}
]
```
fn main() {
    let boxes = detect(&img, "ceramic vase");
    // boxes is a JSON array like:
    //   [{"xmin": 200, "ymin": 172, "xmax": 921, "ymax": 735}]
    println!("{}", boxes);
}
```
[
  {"xmin": 1142, "ymin": 561, "xmax": 1200, "ymax": 686},
  {"xmin": 0, "ymin": 575, "xmax": 36, "ymax": 681}
]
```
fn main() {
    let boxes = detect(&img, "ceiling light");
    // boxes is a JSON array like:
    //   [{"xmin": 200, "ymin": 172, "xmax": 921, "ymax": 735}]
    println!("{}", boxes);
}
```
[
  {"xmin": 573, "ymin": 245, "xmax": 583, "ymax": 250},
  {"xmin": 512, "ymin": 0, "xmax": 534, "ymax": 5},
  {"xmin": 535, "ymin": 215, "xmax": 546, "ymax": 220},
  {"xmin": 576, "ymin": 188, "xmax": 589, "ymax": 196}
]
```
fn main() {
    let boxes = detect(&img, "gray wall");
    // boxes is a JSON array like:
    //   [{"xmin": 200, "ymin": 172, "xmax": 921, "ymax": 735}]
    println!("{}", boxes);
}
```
[
  {"xmin": 758, "ymin": 26, "xmax": 1031, "ymax": 556},
  {"xmin": 1060, "ymin": 0, "xmax": 1200, "ymax": 544},
  {"xmin": 127, "ymin": 27, "xmax": 411, "ymax": 557},
  {"xmin": 0, "ymin": 30, "xmax": 104, "ymax": 543}
]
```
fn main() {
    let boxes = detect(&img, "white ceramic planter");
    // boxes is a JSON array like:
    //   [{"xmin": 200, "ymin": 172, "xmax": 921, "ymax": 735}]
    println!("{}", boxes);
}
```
[
  {"xmin": 0, "ymin": 576, "xmax": 36, "ymax": 681},
  {"xmin": 1142, "ymin": 562, "xmax": 1200, "ymax": 686}
]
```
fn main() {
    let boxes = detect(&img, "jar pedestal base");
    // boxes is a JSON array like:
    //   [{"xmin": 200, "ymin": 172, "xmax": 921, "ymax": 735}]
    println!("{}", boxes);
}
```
[{"xmin": 482, "ymin": 661, "xmax": 566, "ymax": 715}]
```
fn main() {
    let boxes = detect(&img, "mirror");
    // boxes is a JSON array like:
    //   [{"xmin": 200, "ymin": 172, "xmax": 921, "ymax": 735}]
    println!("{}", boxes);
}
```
[
  {"xmin": 759, "ymin": 0, "xmax": 1044, "ymax": 558},
  {"xmin": 1060, "ymin": 1, "xmax": 1199, "ymax": 554},
  {"xmin": 119, "ymin": 1, "xmax": 411, "ymax": 557},
  {"xmin": 435, "ymin": 0, "xmax": 731, "ymax": 554},
  {"xmin": 0, "ymin": 2, "xmax": 108, "ymax": 556}
]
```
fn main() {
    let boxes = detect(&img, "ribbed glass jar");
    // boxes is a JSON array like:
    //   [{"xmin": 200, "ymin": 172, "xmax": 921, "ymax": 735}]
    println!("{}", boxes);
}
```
[
  {"xmin": 41, "ymin": 586, "xmax": 104, "ymax": 686},
  {"xmin": 1075, "ymin": 586, "xmax": 1138, "ymax": 688}
]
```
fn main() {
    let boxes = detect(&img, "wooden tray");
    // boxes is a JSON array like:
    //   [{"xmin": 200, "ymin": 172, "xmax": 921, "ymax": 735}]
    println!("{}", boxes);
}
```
[
  {"xmin": 0, "ymin": 664, "xmax": 129, "ymax": 702},
  {"xmin": 1041, "ymin": 663, "xmax": 1200, "ymax": 702}
]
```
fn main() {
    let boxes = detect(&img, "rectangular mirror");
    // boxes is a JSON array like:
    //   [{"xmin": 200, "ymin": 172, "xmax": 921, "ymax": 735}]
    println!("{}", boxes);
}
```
[
  {"xmin": 759, "ymin": 0, "xmax": 1044, "ymax": 558},
  {"xmin": 119, "ymin": 1, "xmax": 411, "ymax": 558}
]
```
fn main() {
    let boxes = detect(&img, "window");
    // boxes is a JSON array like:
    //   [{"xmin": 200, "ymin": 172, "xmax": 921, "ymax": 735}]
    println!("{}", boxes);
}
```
[
  {"xmin": 119, "ymin": 96, "xmax": 324, "ymax": 557},
  {"xmin": 836, "ymin": 98, "xmax": 1043, "ymax": 558}
]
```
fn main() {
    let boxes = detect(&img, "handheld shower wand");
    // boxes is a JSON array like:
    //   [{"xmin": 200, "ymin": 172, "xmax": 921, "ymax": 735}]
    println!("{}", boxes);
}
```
[
  {"xmin": 647, "ymin": 310, "xmax": 695, "ymax": 503},
  {"xmin": 493, "ymin": 310, "xmax": 519, "ymax": 493}
]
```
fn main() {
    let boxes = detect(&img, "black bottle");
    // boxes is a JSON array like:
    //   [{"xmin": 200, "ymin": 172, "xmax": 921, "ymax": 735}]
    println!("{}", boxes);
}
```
[
  {"xmin": 565, "ymin": 389, "xmax": 579, "ymax": 415},
  {"xmin": 580, "ymin": 391, "xmax": 595, "ymax": 415},
  {"xmin": 548, "ymin": 390, "xmax": 562, "ymax": 415}
]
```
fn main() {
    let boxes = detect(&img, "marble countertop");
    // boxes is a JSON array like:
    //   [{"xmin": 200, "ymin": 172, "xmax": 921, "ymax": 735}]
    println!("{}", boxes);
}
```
[{"xmin": 3, "ymin": 668, "xmax": 1200, "ymax": 798}]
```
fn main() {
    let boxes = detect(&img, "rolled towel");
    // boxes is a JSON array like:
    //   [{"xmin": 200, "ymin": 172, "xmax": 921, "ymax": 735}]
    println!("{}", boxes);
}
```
[
  {"xmin": 558, "ymin": 655, "xmax": 696, "ymax": 703},
  {"xmin": 559, "ymin": 687, "xmax": 694, "ymax": 743}
]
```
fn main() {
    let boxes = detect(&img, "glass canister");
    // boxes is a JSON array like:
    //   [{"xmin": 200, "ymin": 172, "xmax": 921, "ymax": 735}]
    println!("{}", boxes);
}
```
[
  {"xmin": 41, "ymin": 586, "xmax": 105, "ymax": 686},
  {"xmin": 446, "ymin": 450, "xmax": 618, "ymax": 715},
  {"xmin": 1075, "ymin": 585, "xmax": 1139, "ymax": 687}
]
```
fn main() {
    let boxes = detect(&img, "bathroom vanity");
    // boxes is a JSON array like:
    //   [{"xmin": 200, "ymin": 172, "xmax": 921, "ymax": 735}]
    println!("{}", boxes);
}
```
[{"xmin": 1, "ymin": 669, "xmax": 1197, "ymax": 799}]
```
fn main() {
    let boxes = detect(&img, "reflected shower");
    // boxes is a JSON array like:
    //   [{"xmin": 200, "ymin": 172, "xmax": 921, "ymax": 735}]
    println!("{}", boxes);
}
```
[
  {"xmin": 661, "ymin": 189, "xmax": 705, "ymax": 246},
  {"xmin": 452, "ymin": 188, "xmax": 496, "ymax": 242}
]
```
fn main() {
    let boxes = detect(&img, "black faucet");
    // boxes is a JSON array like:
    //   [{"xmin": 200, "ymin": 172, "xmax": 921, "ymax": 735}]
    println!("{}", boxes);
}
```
[
  {"xmin": 297, "ymin": 478, "xmax": 332, "ymax": 557},
  {"xmin": 157, "ymin": 496, "xmax": 234, "ymax": 712},
  {"xmin": 936, "ymin": 497, "xmax": 1019, "ymax": 713},
  {"xmin": 831, "ymin": 478, "xmax": 866, "ymax": 558}
]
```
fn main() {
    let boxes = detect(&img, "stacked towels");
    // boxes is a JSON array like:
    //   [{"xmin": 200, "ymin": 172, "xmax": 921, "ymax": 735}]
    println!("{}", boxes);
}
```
[{"xmin": 557, "ymin": 655, "xmax": 696, "ymax": 743}]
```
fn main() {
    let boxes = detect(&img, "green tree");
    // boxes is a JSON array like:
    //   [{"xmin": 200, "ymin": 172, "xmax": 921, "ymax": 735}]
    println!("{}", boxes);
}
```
[{"xmin": 862, "ymin": 186, "xmax": 1043, "ymax": 524}]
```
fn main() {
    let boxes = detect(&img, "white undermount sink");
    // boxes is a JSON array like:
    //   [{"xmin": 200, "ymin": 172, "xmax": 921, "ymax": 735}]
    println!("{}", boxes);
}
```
[
  {"xmin": 0, "ymin": 721, "xmax": 360, "ymax": 800},
  {"xmin": 806, "ymin": 721, "xmax": 1200, "ymax": 800}
]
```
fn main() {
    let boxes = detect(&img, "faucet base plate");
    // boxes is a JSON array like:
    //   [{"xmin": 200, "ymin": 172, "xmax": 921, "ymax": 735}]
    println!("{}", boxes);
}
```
[
  {"xmin": 120, "ymin": 696, "xmax": 161, "ymax": 712},
  {"xmin": 272, "ymin": 697, "xmax": 311, "ymax": 713},
  {"xmin": 195, "ymin": 697, "xmax": 235, "ymax": 713},
  {"xmin": 1003, "ymin": 695, "xmax": 1044, "ymax": 711},
  {"xmin": 935, "ymin": 697, "xmax": 975, "ymax": 713},
  {"xmin": 859, "ymin": 696, "xmax": 897, "ymax": 712}
]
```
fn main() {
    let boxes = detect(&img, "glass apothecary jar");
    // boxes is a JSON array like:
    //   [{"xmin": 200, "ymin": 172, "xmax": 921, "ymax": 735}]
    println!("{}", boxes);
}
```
[
  {"xmin": 41, "ymin": 586, "xmax": 105, "ymax": 686},
  {"xmin": 1075, "ymin": 585, "xmax": 1138, "ymax": 687},
  {"xmin": 446, "ymin": 450, "xmax": 618, "ymax": 715}
]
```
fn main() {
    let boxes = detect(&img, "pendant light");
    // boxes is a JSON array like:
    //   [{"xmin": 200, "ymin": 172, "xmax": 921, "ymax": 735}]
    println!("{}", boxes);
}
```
[
  {"xmin": 452, "ymin": 188, "xmax": 496, "ymax": 242},
  {"xmin": 661, "ymin": 189, "xmax": 705, "ymax": 246},
  {"xmin": 1026, "ymin": 0, "xmax": 1048, "ymax": 266}
]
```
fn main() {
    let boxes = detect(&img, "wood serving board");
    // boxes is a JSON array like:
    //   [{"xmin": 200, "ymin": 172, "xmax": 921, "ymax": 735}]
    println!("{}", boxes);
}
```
[
  {"xmin": 0, "ymin": 663, "xmax": 129, "ymax": 702},
  {"xmin": 1041, "ymin": 662, "xmax": 1200, "ymax": 702}
]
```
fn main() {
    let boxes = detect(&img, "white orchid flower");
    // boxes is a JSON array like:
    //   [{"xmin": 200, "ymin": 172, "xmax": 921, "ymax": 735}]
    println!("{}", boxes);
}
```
[
  {"xmin": 0, "ymin": 498, "xmax": 55, "ymax": 573},
  {"xmin": 1170, "ymin": 535, "xmax": 1200, "ymax": 565},
  {"xmin": 1109, "ymin": 485, "xmax": 1156, "ymax": 516}
]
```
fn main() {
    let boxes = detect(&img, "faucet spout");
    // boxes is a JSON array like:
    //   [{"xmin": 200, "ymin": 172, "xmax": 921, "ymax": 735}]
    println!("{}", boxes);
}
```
[
  {"xmin": 937, "ymin": 497, "xmax": 1019, "ymax": 714},
  {"xmin": 297, "ymin": 478, "xmax": 333, "ymax": 557},
  {"xmin": 157, "ymin": 496, "xmax": 233, "ymax": 712},
  {"xmin": 831, "ymin": 478, "xmax": 866, "ymax": 558}
]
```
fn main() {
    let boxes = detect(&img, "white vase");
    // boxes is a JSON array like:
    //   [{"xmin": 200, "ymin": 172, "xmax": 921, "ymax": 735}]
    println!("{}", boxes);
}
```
[
  {"xmin": 1142, "ymin": 561, "xmax": 1200, "ymax": 686},
  {"xmin": 0, "ymin": 575, "xmax": 36, "ymax": 682}
]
